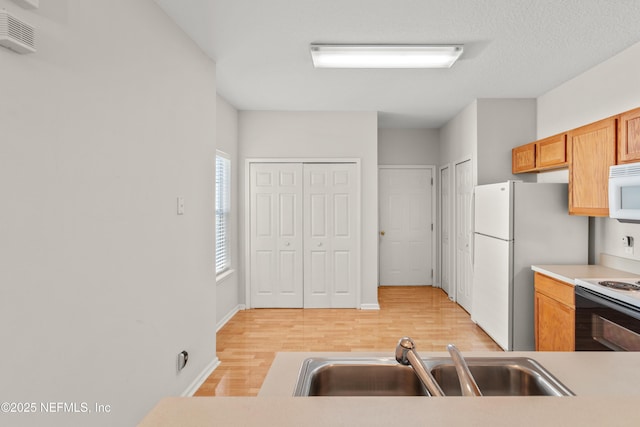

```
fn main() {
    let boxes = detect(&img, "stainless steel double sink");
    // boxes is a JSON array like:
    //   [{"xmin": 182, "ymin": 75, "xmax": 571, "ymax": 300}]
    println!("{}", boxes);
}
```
[{"xmin": 294, "ymin": 357, "xmax": 574, "ymax": 397}]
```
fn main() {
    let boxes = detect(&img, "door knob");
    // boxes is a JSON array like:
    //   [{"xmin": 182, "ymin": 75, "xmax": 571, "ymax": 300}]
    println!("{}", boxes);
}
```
[
  {"xmin": 380, "ymin": 231, "xmax": 385, "ymax": 236},
  {"xmin": 317, "ymin": 242, "xmax": 323, "ymax": 247},
  {"xmin": 284, "ymin": 242, "xmax": 290, "ymax": 246}
]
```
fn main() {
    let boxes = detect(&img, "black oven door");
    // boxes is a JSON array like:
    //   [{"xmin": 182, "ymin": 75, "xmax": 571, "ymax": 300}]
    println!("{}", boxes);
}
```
[{"xmin": 575, "ymin": 286, "xmax": 640, "ymax": 351}]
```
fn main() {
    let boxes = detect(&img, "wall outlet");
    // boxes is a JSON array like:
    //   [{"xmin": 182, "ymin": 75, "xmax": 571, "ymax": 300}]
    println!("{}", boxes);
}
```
[
  {"xmin": 177, "ymin": 350, "xmax": 188, "ymax": 372},
  {"xmin": 623, "ymin": 236, "xmax": 634, "ymax": 255}
]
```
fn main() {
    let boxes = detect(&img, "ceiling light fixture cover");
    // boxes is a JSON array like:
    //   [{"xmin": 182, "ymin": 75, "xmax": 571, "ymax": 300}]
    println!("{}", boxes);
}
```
[{"xmin": 310, "ymin": 44, "xmax": 463, "ymax": 69}]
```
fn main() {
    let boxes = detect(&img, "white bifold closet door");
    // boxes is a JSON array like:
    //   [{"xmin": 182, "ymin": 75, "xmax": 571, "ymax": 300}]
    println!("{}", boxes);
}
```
[
  {"xmin": 249, "ymin": 162, "xmax": 357, "ymax": 308},
  {"xmin": 303, "ymin": 163, "xmax": 357, "ymax": 308},
  {"xmin": 250, "ymin": 163, "xmax": 304, "ymax": 308}
]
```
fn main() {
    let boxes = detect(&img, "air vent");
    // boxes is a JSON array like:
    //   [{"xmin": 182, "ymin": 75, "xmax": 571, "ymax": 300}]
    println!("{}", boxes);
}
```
[
  {"xmin": 0, "ymin": 10, "xmax": 36, "ymax": 54},
  {"xmin": 11, "ymin": 0, "xmax": 39, "ymax": 9},
  {"xmin": 610, "ymin": 163, "xmax": 640, "ymax": 178}
]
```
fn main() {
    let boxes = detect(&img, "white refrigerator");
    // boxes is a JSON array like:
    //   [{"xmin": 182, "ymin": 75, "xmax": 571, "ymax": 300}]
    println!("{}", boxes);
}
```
[{"xmin": 471, "ymin": 181, "xmax": 588, "ymax": 351}]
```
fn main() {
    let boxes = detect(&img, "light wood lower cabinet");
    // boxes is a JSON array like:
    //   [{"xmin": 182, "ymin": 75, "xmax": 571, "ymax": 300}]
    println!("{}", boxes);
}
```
[{"xmin": 534, "ymin": 272, "xmax": 575, "ymax": 351}]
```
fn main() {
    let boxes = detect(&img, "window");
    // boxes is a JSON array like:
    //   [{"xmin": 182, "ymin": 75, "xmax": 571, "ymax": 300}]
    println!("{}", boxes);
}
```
[{"xmin": 215, "ymin": 153, "xmax": 231, "ymax": 275}]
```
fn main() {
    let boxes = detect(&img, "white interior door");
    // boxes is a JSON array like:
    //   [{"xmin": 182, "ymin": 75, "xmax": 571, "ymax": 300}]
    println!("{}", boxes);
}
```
[
  {"xmin": 379, "ymin": 167, "xmax": 433, "ymax": 286},
  {"xmin": 439, "ymin": 165, "xmax": 452, "ymax": 298},
  {"xmin": 250, "ymin": 163, "xmax": 303, "ymax": 308},
  {"xmin": 303, "ymin": 163, "xmax": 358, "ymax": 308},
  {"xmin": 454, "ymin": 159, "xmax": 473, "ymax": 312}
]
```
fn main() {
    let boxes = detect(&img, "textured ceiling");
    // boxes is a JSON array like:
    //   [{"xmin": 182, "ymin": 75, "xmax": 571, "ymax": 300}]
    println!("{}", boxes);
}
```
[{"xmin": 155, "ymin": 0, "xmax": 640, "ymax": 128}]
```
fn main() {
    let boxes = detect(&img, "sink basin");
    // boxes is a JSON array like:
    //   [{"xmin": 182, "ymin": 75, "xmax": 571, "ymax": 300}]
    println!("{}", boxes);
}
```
[
  {"xmin": 295, "ymin": 358, "xmax": 429, "ymax": 396},
  {"xmin": 294, "ymin": 357, "xmax": 574, "ymax": 397},
  {"xmin": 429, "ymin": 358, "xmax": 574, "ymax": 396}
]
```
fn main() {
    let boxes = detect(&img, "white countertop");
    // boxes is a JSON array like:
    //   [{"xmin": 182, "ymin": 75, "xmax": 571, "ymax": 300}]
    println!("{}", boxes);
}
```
[
  {"xmin": 532, "ymin": 264, "xmax": 640, "ymax": 285},
  {"xmin": 138, "ymin": 395, "xmax": 639, "ymax": 427},
  {"xmin": 139, "ymin": 351, "xmax": 640, "ymax": 426}
]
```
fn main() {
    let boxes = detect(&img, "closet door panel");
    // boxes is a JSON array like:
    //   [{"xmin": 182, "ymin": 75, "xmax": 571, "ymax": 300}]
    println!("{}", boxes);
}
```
[
  {"xmin": 255, "ymin": 251, "xmax": 273, "ymax": 294},
  {"xmin": 334, "ymin": 194, "xmax": 350, "ymax": 237},
  {"xmin": 334, "ymin": 251, "xmax": 351, "ymax": 294},
  {"xmin": 250, "ymin": 163, "xmax": 303, "ymax": 308},
  {"xmin": 310, "ymin": 194, "xmax": 328, "ymax": 237},
  {"xmin": 250, "ymin": 162, "xmax": 359, "ymax": 308},
  {"xmin": 304, "ymin": 163, "xmax": 357, "ymax": 308},
  {"xmin": 279, "ymin": 194, "xmax": 296, "ymax": 237},
  {"xmin": 279, "ymin": 250, "xmax": 297, "ymax": 294},
  {"xmin": 310, "ymin": 251, "xmax": 328, "ymax": 295}
]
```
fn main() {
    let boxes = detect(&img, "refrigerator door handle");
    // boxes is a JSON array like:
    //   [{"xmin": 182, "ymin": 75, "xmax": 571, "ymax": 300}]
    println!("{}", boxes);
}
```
[{"xmin": 470, "ymin": 190, "xmax": 476, "ymax": 270}]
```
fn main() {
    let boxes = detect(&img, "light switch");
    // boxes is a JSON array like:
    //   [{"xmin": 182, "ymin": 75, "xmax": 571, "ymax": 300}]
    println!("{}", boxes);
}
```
[{"xmin": 177, "ymin": 197, "xmax": 185, "ymax": 215}]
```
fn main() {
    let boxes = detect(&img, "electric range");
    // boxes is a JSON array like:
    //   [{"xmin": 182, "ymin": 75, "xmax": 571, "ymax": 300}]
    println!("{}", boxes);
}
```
[
  {"xmin": 574, "ymin": 278, "xmax": 640, "ymax": 309},
  {"xmin": 574, "ymin": 277, "xmax": 640, "ymax": 351}
]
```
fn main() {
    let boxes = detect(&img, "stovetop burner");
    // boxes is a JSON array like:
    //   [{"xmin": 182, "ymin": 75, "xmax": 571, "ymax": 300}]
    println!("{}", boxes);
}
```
[
  {"xmin": 598, "ymin": 280, "xmax": 640, "ymax": 291},
  {"xmin": 575, "ymin": 278, "xmax": 640, "ymax": 309}
]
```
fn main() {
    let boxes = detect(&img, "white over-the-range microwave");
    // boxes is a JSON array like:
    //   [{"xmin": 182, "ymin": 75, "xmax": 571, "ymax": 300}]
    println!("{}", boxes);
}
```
[{"xmin": 609, "ymin": 163, "xmax": 640, "ymax": 223}]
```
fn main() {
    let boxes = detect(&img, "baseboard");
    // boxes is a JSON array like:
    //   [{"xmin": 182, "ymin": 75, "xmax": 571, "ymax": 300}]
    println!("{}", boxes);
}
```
[
  {"xmin": 360, "ymin": 303, "xmax": 380, "ymax": 310},
  {"xmin": 216, "ymin": 304, "xmax": 245, "ymax": 333},
  {"xmin": 181, "ymin": 357, "xmax": 220, "ymax": 397}
]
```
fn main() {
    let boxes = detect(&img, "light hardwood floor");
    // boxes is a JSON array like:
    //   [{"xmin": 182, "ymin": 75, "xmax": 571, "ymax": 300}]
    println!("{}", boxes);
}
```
[{"xmin": 195, "ymin": 286, "xmax": 501, "ymax": 396}]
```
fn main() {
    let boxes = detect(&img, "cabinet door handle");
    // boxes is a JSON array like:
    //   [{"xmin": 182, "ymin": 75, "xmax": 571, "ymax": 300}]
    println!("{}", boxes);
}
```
[
  {"xmin": 284, "ymin": 242, "xmax": 290, "ymax": 246},
  {"xmin": 380, "ymin": 231, "xmax": 385, "ymax": 236}
]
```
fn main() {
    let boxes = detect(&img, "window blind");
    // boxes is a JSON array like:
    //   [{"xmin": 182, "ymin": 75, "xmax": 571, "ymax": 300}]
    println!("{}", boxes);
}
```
[{"xmin": 215, "ymin": 155, "xmax": 231, "ymax": 275}]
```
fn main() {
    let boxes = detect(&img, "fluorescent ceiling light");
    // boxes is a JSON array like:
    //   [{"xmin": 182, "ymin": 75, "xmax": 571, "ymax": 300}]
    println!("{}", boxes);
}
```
[{"xmin": 310, "ymin": 44, "xmax": 464, "ymax": 69}]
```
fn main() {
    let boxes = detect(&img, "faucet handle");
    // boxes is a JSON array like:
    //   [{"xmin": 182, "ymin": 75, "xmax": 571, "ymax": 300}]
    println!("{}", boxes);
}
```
[
  {"xmin": 395, "ymin": 336, "xmax": 415, "ymax": 365},
  {"xmin": 447, "ymin": 344, "xmax": 482, "ymax": 397},
  {"xmin": 395, "ymin": 337, "xmax": 445, "ymax": 397}
]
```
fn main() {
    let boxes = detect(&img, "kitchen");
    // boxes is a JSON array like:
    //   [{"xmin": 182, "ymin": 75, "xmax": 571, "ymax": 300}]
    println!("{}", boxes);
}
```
[{"xmin": 3, "ymin": 1, "xmax": 640, "ymax": 426}]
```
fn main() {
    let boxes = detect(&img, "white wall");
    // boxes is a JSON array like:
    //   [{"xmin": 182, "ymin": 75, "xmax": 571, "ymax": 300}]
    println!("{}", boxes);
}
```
[
  {"xmin": 437, "ymin": 103, "xmax": 477, "ymax": 297},
  {"xmin": 439, "ymin": 101, "xmax": 478, "ymax": 171},
  {"xmin": 537, "ymin": 41, "xmax": 640, "ymax": 263},
  {"xmin": 477, "ymin": 99, "xmax": 537, "ymax": 185},
  {"xmin": 215, "ymin": 96, "xmax": 242, "ymax": 327},
  {"xmin": 538, "ymin": 42, "xmax": 640, "ymax": 138},
  {"xmin": 239, "ymin": 111, "xmax": 379, "ymax": 307},
  {"xmin": 439, "ymin": 99, "xmax": 536, "ymax": 185},
  {"xmin": 378, "ymin": 128, "xmax": 440, "ymax": 165},
  {"xmin": 0, "ymin": 1, "xmax": 217, "ymax": 426}
]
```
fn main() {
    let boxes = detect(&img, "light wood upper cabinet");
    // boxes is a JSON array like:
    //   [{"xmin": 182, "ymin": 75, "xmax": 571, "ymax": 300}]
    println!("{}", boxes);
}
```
[
  {"xmin": 537, "ymin": 133, "xmax": 567, "ymax": 169},
  {"xmin": 618, "ymin": 107, "xmax": 640, "ymax": 164},
  {"xmin": 534, "ymin": 273, "xmax": 575, "ymax": 351},
  {"xmin": 512, "ymin": 142, "xmax": 536, "ymax": 173},
  {"xmin": 511, "ymin": 106, "xmax": 640, "ymax": 216},
  {"xmin": 512, "ymin": 133, "xmax": 567, "ymax": 173},
  {"xmin": 568, "ymin": 116, "xmax": 617, "ymax": 217}
]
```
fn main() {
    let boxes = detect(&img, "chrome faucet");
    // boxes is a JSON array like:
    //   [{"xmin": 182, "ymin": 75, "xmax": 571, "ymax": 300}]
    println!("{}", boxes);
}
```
[
  {"xmin": 395, "ymin": 337, "xmax": 483, "ymax": 397},
  {"xmin": 395, "ymin": 337, "xmax": 445, "ymax": 396},
  {"xmin": 446, "ymin": 344, "xmax": 482, "ymax": 397}
]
